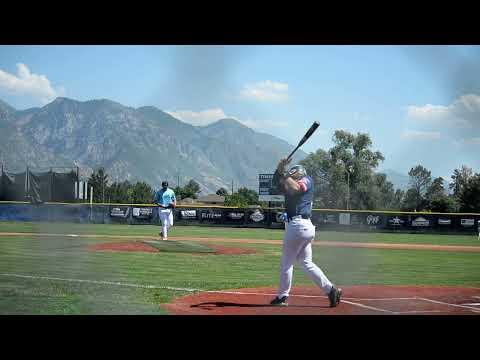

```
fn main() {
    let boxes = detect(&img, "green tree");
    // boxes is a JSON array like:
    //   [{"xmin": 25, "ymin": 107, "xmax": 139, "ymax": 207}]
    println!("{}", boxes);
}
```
[
  {"xmin": 107, "ymin": 180, "xmax": 132, "ymax": 203},
  {"xmin": 393, "ymin": 189, "xmax": 405, "ymax": 210},
  {"xmin": 426, "ymin": 177, "xmax": 445, "ymax": 199},
  {"xmin": 87, "ymin": 167, "xmax": 109, "ymax": 203},
  {"xmin": 425, "ymin": 177, "xmax": 445, "ymax": 207},
  {"xmin": 237, "ymin": 187, "xmax": 259, "ymax": 205},
  {"xmin": 458, "ymin": 174, "xmax": 480, "ymax": 212},
  {"xmin": 429, "ymin": 196, "xmax": 459, "ymax": 213},
  {"xmin": 173, "ymin": 179, "xmax": 201, "ymax": 200},
  {"xmin": 131, "ymin": 181, "xmax": 154, "ymax": 204},
  {"xmin": 425, "ymin": 177, "xmax": 458, "ymax": 212},
  {"xmin": 299, "ymin": 148, "xmax": 344, "ymax": 208},
  {"xmin": 450, "ymin": 165, "xmax": 473, "ymax": 198},
  {"xmin": 299, "ymin": 130, "xmax": 387, "ymax": 210},
  {"xmin": 224, "ymin": 187, "xmax": 259, "ymax": 207},
  {"xmin": 406, "ymin": 165, "xmax": 432, "ymax": 211},
  {"xmin": 331, "ymin": 131, "xmax": 385, "ymax": 210},
  {"xmin": 172, "ymin": 186, "xmax": 184, "ymax": 200},
  {"xmin": 216, "ymin": 187, "xmax": 228, "ymax": 196},
  {"xmin": 372, "ymin": 173, "xmax": 397, "ymax": 210},
  {"xmin": 224, "ymin": 193, "xmax": 248, "ymax": 207},
  {"xmin": 183, "ymin": 179, "xmax": 201, "ymax": 199},
  {"xmin": 401, "ymin": 188, "xmax": 419, "ymax": 211}
]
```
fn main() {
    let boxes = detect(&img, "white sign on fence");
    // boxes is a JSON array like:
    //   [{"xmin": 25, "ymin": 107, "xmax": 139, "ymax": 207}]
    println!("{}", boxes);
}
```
[{"xmin": 339, "ymin": 213, "xmax": 351, "ymax": 225}]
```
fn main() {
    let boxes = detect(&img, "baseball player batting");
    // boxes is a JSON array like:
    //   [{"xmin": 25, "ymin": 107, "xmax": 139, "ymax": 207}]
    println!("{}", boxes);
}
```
[
  {"xmin": 154, "ymin": 181, "xmax": 177, "ymax": 241},
  {"xmin": 269, "ymin": 123, "xmax": 342, "ymax": 307}
]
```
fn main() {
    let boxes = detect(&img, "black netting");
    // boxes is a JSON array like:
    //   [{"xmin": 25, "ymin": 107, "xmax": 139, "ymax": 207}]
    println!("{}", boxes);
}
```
[
  {"xmin": 30, "ymin": 171, "xmax": 54, "ymax": 202},
  {"xmin": 52, "ymin": 172, "xmax": 77, "ymax": 202},
  {"xmin": 0, "ymin": 169, "xmax": 77, "ymax": 202},
  {"xmin": 26, "ymin": 171, "xmax": 42, "ymax": 203},
  {"xmin": 0, "ymin": 171, "xmax": 27, "ymax": 201}
]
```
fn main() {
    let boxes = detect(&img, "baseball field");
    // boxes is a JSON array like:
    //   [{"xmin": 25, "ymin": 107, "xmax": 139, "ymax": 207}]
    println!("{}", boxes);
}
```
[{"xmin": 1, "ymin": 221, "xmax": 480, "ymax": 315}]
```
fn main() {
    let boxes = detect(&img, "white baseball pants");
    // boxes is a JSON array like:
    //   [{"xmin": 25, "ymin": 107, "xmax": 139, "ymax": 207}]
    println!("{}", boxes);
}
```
[
  {"xmin": 277, "ymin": 217, "xmax": 333, "ymax": 298},
  {"xmin": 159, "ymin": 209, "xmax": 173, "ymax": 239}
]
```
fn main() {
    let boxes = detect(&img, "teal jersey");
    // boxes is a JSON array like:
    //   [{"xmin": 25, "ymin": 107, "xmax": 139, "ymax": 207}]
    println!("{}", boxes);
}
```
[{"xmin": 154, "ymin": 188, "xmax": 176, "ymax": 207}]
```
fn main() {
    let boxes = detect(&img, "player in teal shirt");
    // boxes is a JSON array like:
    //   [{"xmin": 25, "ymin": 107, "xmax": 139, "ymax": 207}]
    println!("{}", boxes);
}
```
[{"xmin": 154, "ymin": 181, "xmax": 177, "ymax": 240}]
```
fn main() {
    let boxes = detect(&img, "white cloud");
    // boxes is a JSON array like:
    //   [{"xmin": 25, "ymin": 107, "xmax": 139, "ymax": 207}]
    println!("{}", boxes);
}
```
[
  {"xmin": 239, "ymin": 119, "xmax": 289, "ymax": 129},
  {"xmin": 240, "ymin": 80, "xmax": 289, "ymax": 102},
  {"xmin": 407, "ymin": 104, "xmax": 450, "ymax": 120},
  {"xmin": 0, "ymin": 63, "xmax": 65, "ymax": 105},
  {"xmin": 401, "ymin": 130, "xmax": 441, "ymax": 141},
  {"xmin": 165, "ymin": 108, "xmax": 232, "ymax": 126},
  {"xmin": 406, "ymin": 94, "xmax": 480, "ymax": 128},
  {"xmin": 456, "ymin": 137, "xmax": 480, "ymax": 146},
  {"xmin": 166, "ymin": 108, "xmax": 290, "ymax": 130}
]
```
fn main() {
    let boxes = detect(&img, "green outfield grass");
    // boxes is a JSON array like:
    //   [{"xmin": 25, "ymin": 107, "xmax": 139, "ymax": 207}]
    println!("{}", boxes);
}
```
[
  {"xmin": 0, "ymin": 221, "xmax": 479, "ymax": 314},
  {"xmin": 1, "ymin": 221, "xmax": 479, "ymax": 246}
]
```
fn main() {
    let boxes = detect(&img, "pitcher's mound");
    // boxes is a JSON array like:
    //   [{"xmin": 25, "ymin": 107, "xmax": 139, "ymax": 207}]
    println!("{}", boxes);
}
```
[
  {"xmin": 87, "ymin": 240, "xmax": 257, "ymax": 255},
  {"xmin": 87, "ymin": 242, "xmax": 158, "ymax": 253}
]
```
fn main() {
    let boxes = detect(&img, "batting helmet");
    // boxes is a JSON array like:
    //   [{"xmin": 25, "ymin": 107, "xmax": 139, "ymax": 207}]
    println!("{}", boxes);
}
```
[{"xmin": 287, "ymin": 164, "xmax": 307, "ymax": 178}]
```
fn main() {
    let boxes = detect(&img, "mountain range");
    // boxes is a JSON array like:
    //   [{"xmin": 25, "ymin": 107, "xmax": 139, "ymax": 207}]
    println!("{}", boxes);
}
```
[{"xmin": 0, "ymin": 97, "xmax": 307, "ymax": 194}]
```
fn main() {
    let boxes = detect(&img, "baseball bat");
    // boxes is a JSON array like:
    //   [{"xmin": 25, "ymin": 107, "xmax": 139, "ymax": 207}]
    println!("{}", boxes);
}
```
[{"xmin": 286, "ymin": 121, "xmax": 320, "ymax": 161}]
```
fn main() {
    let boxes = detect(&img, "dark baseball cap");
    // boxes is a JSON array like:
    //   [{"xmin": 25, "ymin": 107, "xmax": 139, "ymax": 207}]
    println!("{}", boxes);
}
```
[{"xmin": 162, "ymin": 181, "xmax": 168, "ymax": 187}]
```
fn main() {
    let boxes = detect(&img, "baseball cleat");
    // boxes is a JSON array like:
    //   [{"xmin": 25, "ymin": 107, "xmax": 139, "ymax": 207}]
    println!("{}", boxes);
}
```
[
  {"xmin": 328, "ymin": 286, "xmax": 342, "ymax": 307},
  {"xmin": 270, "ymin": 296, "xmax": 288, "ymax": 306}
]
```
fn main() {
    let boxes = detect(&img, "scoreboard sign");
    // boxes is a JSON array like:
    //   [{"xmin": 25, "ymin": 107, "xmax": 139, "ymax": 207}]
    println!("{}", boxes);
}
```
[{"xmin": 258, "ymin": 174, "xmax": 285, "ymax": 202}]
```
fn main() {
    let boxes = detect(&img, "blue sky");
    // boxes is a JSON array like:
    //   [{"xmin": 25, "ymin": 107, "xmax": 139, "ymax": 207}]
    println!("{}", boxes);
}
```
[{"xmin": 1, "ymin": 45, "xmax": 479, "ymax": 181}]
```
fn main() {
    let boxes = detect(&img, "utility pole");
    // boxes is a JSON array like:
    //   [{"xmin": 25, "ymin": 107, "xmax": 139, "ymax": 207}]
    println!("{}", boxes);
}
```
[
  {"xmin": 231, "ymin": 179, "xmax": 234, "ymax": 195},
  {"xmin": 346, "ymin": 165, "xmax": 353, "ymax": 211},
  {"xmin": 337, "ymin": 159, "xmax": 353, "ymax": 211},
  {"xmin": 346, "ymin": 170, "xmax": 350, "ymax": 211}
]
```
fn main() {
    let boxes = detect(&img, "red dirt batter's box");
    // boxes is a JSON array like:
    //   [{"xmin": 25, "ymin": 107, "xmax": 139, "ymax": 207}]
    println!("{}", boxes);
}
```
[{"xmin": 162, "ymin": 285, "xmax": 480, "ymax": 315}]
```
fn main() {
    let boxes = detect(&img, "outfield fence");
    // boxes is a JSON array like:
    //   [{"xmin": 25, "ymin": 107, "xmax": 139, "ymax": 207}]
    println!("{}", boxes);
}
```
[{"xmin": 0, "ymin": 201, "xmax": 479, "ymax": 235}]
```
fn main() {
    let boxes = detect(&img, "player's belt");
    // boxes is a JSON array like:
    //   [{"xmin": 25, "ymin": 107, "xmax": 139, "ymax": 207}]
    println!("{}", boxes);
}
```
[{"xmin": 287, "ymin": 214, "xmax": 310, "ymax": 222}]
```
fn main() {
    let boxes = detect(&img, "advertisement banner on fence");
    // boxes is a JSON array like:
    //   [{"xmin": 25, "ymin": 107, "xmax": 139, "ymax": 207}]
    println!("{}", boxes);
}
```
[
  {"xmin": 387, "ymin": 215, "xmax": 407, "ymax": 228},
  {"xmin": 339, "ymin": 213, "xmax": 351, "ymax": 225},
  {"xmin": 312, "ymin": 213, "xmax": 338, "ymax": 225},
  {"xmin": 350, "ymin": 213, "xmax": 362, "ymax": 226},
  {"xmin": 461, "ymin": 218, "xmax": 475, "ymax": 227},
  {"xmin": 410, "ymin": 216, "xmax": 431, "ymax": 228},
  {"xmin": 249, "ymin": 209, "xmax": 265, "ymax": 222},
  {"xmin": 179, "ymin": 209, "xmax": 197, "ymax": 220},
  {"xmin": 245, "ymin": 208, "xmax": 266, "ymax": 226},
  {"xmin": 110, "ymin": 206, "xmax": 130, "ymax": 218},
  {"xmin": 365, "ymin": 214, "xmax": 383, "ymax": 227},
  {"xmin": 132, "ymin": 207, "xmax": 153, "ymax": 219},
  {"xmin": 438, "ymin": 218, "xmax": 452, "ymax": 226},
  {"xmin": 200, "ymin": 209, "xmax": 223, "ymax": 222},
  {"xmin": 223, "ymin": 210, "xmax": 246, "ymax": 225}
]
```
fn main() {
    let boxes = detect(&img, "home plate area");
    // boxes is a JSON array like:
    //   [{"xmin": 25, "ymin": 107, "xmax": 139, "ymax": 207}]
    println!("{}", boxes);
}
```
[{"xmin": 162, "ymin": 285, "xmax": 480, "ymax": 315}]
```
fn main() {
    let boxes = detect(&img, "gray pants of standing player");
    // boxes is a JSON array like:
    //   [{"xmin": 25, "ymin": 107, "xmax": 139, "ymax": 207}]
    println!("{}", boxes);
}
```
[
  {"xmin": 159, "ymin": 208, "xmax": 173, "ymax": 240},
  {"xmin": 277, "ymin": 217, "xmax": 333, "ymax": 298}
]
